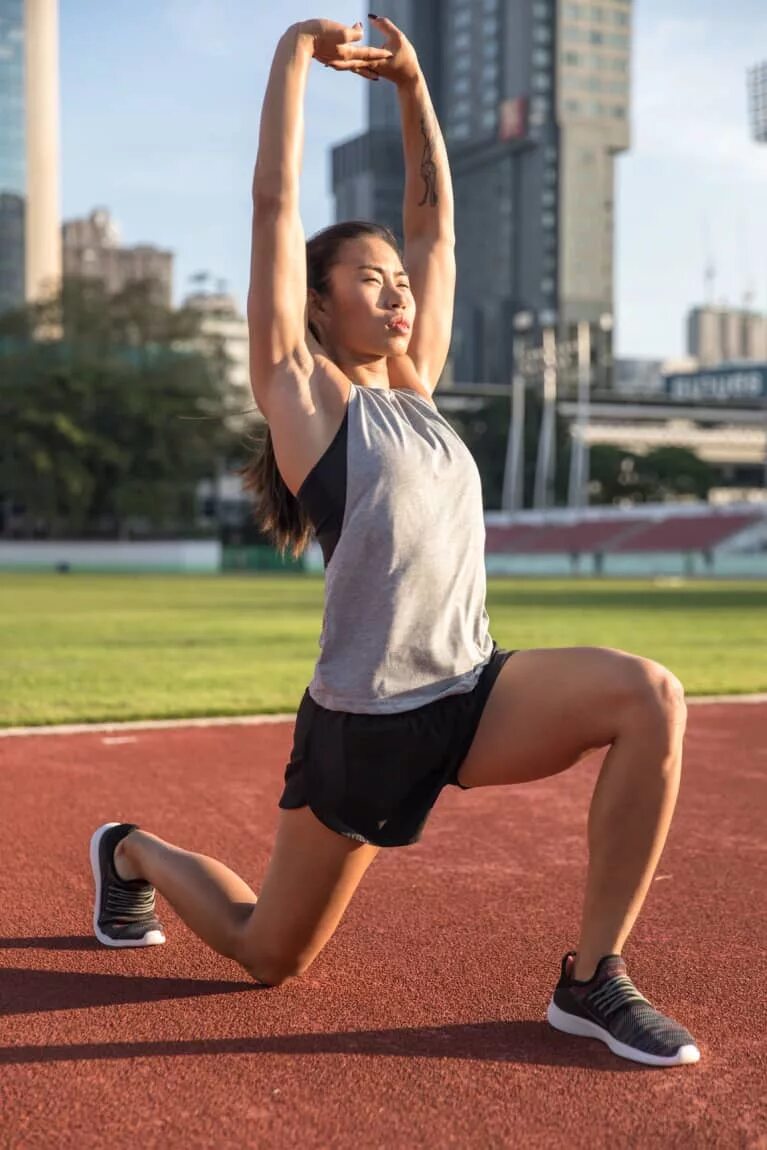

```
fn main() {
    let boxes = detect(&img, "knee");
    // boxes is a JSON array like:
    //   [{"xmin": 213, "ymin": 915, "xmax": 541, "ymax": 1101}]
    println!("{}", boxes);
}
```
[
  {"xmin": 627, "ymin": 657, "xmax": 687, "ymax": 735},
  {"xmin": 238, "ymin": 950, "xmax": 302, "ymax": 988},
  {"xmin": 234, "ymin": 934, "xmax": 310, "ymax": 988}
]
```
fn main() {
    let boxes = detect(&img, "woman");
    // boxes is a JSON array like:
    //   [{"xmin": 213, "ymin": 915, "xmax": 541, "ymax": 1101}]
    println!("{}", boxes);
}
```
[{"xmin": 90, "ymin": 17, "xmax": 699, "ymax": 1068}]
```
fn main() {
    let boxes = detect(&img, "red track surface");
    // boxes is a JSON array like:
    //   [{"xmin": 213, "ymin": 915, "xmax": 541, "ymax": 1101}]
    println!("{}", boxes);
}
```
[{"xmin": 1, "ymin": 703, "xmax": 765, "ymax": 1149}]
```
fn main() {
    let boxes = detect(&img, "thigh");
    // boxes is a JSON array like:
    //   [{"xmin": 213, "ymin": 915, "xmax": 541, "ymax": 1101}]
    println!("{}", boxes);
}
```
[
  {"xmin": 237, "ymin": 805, "xmax": 379, "ymax": 982},
  {"xmin": 456, "ymin": 645, "xmax": 659, "ymax": 789}
]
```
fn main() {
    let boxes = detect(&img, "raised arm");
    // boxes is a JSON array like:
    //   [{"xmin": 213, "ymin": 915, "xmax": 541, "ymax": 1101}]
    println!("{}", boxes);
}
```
[
  {"xmin": 248, "ymin": 22, "xmax": 393, "ymax": 416},
  {"xmin": 366, "ymin": 17, "xmax": 456, "ymax": 395},
  {"xmin": 247, "ymin": 26, "xmax": 314, "ymax": 416}
]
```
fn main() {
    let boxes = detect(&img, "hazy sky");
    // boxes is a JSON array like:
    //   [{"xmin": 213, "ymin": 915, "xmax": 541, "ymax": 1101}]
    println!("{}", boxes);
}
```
[{"xmin": 60, "ymin": 0, "xmax": 767, "ymax": 360}]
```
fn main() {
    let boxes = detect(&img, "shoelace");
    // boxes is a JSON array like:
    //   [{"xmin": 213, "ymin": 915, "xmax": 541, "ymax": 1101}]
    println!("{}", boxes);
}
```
[
  {"xmin": 105, "ymin": 880, "xmax": 156, "ymax": 922},
  {"xmin": 588, "ymin": 973, "xmax": 650, "ymax": 1019}
]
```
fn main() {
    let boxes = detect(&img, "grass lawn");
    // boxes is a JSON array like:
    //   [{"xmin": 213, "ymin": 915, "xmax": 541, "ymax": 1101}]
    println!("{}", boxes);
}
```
[{"xmin": 2, "ymin": 573, "xmax": 766, "ymax": 727}]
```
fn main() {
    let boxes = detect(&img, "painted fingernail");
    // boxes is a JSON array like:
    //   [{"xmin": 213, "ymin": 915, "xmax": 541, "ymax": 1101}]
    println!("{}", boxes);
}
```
[{"xmin": 368, "ymin": 13, "xmax": 378, "ymax": 18}]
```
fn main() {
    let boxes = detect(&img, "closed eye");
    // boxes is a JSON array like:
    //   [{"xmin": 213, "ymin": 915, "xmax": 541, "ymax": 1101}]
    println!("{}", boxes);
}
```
[{"xmin": 364, "ymin": 277, "xmax": 411, "ymax": 290}]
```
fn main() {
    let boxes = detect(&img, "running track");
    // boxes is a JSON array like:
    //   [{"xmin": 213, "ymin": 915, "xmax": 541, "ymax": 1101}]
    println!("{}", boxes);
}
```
[{"xmin": 0, "ymin": 701, "xmax": 765, "ymax": 1149}]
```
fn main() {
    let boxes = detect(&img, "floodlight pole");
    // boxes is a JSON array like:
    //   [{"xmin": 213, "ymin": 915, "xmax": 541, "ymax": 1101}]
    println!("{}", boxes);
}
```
[
  {"xmin": 567, "ymin": 320, "xmax": 591, "ymax": 507},
  {"xmin": 502, "ymin": 310, "xmax": 534, "ymax": 511},
  {"xmin": 533, "ymin": 323, "xmax": 558, "ymax": 510}
]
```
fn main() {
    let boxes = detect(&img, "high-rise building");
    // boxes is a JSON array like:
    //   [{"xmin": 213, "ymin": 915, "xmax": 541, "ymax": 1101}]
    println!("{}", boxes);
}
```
[
  {"xmin": 0, "ymin": 0, "xmax": 61, "ymax": 316},
  {"xmin": 687, "ymin": 305, "xmax": 767, "ymax": 367},
  {"xmin": 62, "ymin": 208, "xmax": 173, "ymax": 308},
  {"xmin": 331, "ymin": 0, "xmax": 631, "ymax": 384},
  {"xmin": 747, "ymin": 60, "xmax": 767, "ymax": 143}
]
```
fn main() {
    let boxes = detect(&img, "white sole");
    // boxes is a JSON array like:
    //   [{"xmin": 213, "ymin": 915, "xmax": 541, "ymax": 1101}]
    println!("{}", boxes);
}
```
[
  {"xmin": 89, "ymin": 822, "xmax": 166, "ymax": 948},
  {"xmin": 547, "ymin": 1000, "xmax": 701, "ymax": 1067}
]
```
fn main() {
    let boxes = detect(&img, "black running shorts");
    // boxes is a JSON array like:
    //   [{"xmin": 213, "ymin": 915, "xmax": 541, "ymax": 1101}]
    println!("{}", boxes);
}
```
[{"xmin": 278, "ymin": 643, "xmax": 516, "ymax": 848}]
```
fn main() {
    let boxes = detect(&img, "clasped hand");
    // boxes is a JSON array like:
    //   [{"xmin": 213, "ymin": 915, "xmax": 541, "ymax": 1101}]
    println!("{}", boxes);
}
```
[{"xmin": 297, "ymin": 16, "xmax": 420, "ymax": 87}]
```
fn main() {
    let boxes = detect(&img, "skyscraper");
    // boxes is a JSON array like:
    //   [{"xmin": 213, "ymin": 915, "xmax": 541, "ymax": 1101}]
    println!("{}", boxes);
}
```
[
  {"xmin": 331, "ymin": 0, "xmax": 631, "ymax": 385},
  {"xmin": 747, "ymin": 61, "xmax": 767, "ymax": 144},
  {"xmin": 0, "ymin": 0, "xmax": 60, "ymax": 316}
]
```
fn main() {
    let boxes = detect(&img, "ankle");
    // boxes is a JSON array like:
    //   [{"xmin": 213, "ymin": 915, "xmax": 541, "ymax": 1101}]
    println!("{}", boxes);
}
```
[
  {"xmin": 570, "ymin": 953, "xmax": 598, "ymax": 982},
  {"xmin": 114, "ymin": 832, "xmax": 143, "ymax": 882}
]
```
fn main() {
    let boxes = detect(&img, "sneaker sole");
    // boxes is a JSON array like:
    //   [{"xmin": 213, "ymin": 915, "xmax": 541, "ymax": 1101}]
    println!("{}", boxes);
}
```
[
  {"xmin": 89, "ymin": 822, "xmax": 166, "ymax": 948},
  {"xmin": 547, "ymin": 999, "xmax": 700, "ymax": 1067}
]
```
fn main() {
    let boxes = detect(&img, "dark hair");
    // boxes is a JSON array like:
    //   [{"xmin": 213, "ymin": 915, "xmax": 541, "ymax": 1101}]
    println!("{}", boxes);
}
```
[{"xmin": 240, "ymin": 220, "xmax": 402, "ymax": 559}]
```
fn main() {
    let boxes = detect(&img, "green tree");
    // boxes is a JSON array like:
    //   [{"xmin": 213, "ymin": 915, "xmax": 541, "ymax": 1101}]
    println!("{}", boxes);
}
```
[
  {"xmin": 588, "ymin": 444, "xmax": 717, "ymax": 505},
  {"xmin": 0, "ymin": 277, "xmax": 240, "ymax": 537}
]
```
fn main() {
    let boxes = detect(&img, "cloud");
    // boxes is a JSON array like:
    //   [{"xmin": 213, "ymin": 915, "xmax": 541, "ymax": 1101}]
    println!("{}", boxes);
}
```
[{"xmin": 630, "ymin": 15, "xmax": 767, "ymax": 181}]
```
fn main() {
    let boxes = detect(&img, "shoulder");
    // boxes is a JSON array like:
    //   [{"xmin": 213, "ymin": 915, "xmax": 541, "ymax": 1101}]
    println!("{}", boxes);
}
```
[{"xmin": 387, "ymin": 355, "xmax": 438, "ymax": 407}]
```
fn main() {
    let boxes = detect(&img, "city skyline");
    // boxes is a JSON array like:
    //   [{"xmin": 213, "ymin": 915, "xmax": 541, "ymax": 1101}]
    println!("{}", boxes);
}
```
[{"xmin": 58, "ymin": 0, "xmax": 767, "ymax": 362}]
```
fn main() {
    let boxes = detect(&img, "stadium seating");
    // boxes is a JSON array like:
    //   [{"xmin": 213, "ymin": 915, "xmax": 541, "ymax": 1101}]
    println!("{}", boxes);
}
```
[{"xmin": 485, "ymin": 511, "xmax": 764, "ymax": 555}]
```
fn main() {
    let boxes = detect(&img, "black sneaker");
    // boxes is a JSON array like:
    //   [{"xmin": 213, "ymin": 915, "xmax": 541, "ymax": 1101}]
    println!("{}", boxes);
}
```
[
  {"xmin": 90, "ymin": 822, "xmax": 166, "ymax": 948},
  {"xmin": 547, "ymin": 951, "xmax": 700, "ymax": 1067}
]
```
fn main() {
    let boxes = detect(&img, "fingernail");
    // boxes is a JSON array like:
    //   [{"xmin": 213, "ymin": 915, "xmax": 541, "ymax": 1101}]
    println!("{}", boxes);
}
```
[{"xmin": 368, "ymin": 13, "xmax": 378, "ymax": 18}]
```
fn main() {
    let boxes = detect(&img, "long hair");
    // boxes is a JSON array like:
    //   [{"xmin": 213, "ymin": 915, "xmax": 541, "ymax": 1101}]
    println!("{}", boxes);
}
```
[{"xmin": 240, "ymin": 220, "xmax": 402, "ymax": 559}]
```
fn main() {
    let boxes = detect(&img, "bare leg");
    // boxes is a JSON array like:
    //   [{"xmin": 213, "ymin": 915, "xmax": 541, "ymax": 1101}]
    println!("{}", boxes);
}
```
[
  {"xmin": 115, "ymin": 831, "xmax": 256, "ymax": 961},
  {"xmin": 455, "ymin": 647, "xmax": 689, "ymax": 979},
  {"xmin": 112, "ymin": 806, "xmax": 380, "ymax": 986},
  {"xmin": 572, "ymin": 680, "xmax": 687, "ymax": 980}
]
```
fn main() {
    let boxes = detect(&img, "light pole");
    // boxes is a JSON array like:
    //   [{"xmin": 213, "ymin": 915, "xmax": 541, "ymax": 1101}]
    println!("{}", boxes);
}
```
[
  {"xmin": 533, "ymin": 310, "xmax": 558, "ymax": 510},
  {"xmin": 502, "ymin": 309, "xmax": 534, "ymax": 511},
  {"xmin": 567, "ymin": 320, "xmax": 591, "ymax": 508}
]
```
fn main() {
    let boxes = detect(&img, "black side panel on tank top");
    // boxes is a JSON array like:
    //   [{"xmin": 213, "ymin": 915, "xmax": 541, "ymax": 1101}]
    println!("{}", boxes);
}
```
[{"xmin": 295, "ymin": 407, "xmax": 348, "ymax": 567}]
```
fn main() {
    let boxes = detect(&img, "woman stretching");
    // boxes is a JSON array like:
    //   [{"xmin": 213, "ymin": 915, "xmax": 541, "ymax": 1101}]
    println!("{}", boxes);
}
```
[{"xmin": 90, "ymin": 17, "xmax": 699, "ymax": 1068}]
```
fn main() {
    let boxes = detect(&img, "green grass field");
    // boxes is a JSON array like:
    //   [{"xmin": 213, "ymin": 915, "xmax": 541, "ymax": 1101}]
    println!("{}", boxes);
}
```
[{"xmin": 2, "ymin": 573, "xmax": 765, "ymax": 727}]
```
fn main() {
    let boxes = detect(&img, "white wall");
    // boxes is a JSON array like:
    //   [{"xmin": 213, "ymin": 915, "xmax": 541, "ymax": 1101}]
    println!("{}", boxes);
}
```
[{"xmin": 0, "ymin": 541, "xmax": 221, "ymax": 572}]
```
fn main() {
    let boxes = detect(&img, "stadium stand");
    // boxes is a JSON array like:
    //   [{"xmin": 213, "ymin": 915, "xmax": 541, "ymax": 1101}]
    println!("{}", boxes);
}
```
[{"xmin": 482, "ymin": 505, "xmax": 767, "ymax": 580}]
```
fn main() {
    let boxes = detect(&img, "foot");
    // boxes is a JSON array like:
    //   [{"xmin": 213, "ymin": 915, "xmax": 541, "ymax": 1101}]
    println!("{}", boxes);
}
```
[
  {"xmin": 90, "ymin": 822, "xmax": 166, "ymax": 948},
  {"xmin": 546, "ymin": 951, "xmax": 700, "ymax": 1067}
]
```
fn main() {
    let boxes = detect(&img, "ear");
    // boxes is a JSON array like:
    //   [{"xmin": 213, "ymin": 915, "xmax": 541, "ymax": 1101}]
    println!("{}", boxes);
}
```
[{"xmin": 304, "ymin": 297, "xmax": 326, "ymax": 357}]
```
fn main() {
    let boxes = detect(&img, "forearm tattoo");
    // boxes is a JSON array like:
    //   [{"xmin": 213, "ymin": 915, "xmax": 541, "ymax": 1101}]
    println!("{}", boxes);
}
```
[{"xmin": 417, "ymin": 113, "xmax": 438, "ymax": 208}]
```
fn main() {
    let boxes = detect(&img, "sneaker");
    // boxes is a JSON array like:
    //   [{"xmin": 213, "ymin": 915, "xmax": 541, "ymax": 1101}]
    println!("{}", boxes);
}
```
[
  {"xmin": 90, "ymin": 822, "xmax": 166, "ymax": 947},
  {"xmin": 546, "ymin": 951, "xmax": 700, "ymax": 1067}
]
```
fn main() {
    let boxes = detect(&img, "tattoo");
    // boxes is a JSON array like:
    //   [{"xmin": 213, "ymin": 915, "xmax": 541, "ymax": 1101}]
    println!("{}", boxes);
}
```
[{"xmin": 417, "ymin": 113, "xmax": 438, "ymax": 208}]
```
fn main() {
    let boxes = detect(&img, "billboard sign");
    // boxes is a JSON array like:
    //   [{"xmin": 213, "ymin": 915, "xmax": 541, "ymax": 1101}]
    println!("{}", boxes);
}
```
[
  {"xmin": 662, "ymin": 365, "xmax": 767, "ymax": 402},
  {"xmin": 499, "ymin": 96, "xmax": 528, "ymax": 141}
]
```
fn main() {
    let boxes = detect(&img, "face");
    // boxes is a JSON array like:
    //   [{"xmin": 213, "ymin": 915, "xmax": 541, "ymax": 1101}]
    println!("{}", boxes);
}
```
[{"xmin": 309, "ymin": 236, "xmax": 416, "ymax": 361}]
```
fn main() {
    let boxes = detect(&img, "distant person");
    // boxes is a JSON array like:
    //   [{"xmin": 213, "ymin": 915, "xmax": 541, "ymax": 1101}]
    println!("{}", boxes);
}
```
[{"xmin": 90, "ymin": 17, "xmax": 699, "ymax": 1068}]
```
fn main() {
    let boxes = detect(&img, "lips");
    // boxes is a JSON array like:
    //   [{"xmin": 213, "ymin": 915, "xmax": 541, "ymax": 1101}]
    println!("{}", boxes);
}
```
[{"xmin": 386, "ymin": 319, "xmax": 410, "ymax": 332}]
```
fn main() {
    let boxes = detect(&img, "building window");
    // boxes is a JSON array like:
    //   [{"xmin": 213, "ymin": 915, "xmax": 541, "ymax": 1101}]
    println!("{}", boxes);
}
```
[
  {"xmin": 455, "ymin": 30, "xmax": 471, "ymax": 50},
  {"xmin": 533, "ymin": 48, "xmax": 550, "ymax": 67},
  {"xmin": 532, "ymin": 72, "xmax": 551, "ymax": 91},
  {"xmin": 533, "ymin": 24, "xmax": 552, "ymax": 44},
  {"xmin": 565, "ymin": 98, "xmax": 581, "ymax": 114}
]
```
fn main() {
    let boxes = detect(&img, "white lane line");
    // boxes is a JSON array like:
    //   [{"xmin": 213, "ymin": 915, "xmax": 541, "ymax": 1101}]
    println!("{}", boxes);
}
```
[
  {"xmin": 0, "ymin": 695, "xmax": 765, "ymax": 739},
  {"xmin": 0, "ymin": 714, "xmax": 297, "ymax": 738}
]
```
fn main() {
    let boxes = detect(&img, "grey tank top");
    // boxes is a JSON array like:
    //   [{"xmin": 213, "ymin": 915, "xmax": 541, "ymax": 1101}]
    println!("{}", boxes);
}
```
[{"xmin": 295, "ymin": 382, "xmax": 494, "ymax": 713}]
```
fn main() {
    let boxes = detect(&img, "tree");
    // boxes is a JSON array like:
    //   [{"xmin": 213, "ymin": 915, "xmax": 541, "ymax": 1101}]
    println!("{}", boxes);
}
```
[
  {"xmin": 588, "ymin": 444, "xmax": 718, "ymax": 505},
  {"xmin": 0, "ymin": 276, "xmax": 240, "ymax": 537}
]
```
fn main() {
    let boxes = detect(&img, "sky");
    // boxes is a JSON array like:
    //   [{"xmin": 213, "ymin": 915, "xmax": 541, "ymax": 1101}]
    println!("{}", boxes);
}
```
[{"xmin": 59, "ymin": 0, "xmax": 767, "ymax": 361}]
